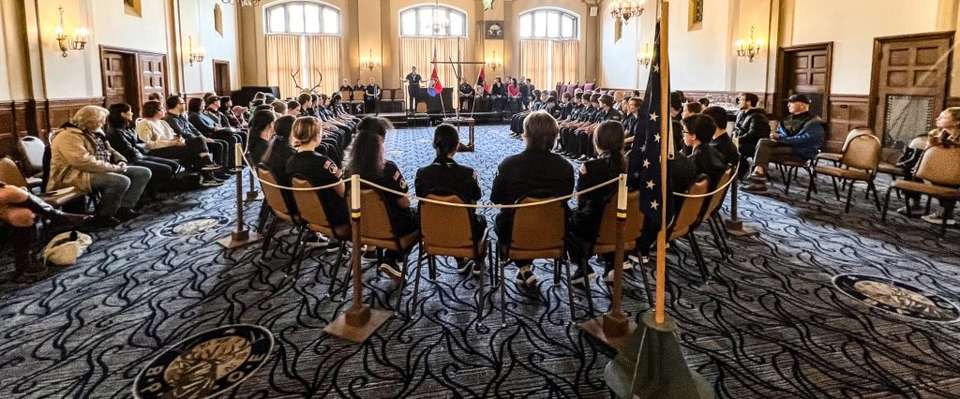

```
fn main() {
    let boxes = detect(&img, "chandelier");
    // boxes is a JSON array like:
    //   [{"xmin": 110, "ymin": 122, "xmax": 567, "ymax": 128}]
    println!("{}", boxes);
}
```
[
  {"xmin": 735, "ymin": 26, "xmax": 765, "ymax": 63},
  {"xmin": 220, "ymin": 0, "xmax": 262, "ymax": 6},
  {"xmin": 610, "ymin": 0, "xmax": 645, "ymax": 25}
]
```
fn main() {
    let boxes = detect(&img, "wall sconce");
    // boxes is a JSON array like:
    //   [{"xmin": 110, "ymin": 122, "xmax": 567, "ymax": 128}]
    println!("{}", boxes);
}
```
[
  {"xmin": 735, "ymin": 26, "xmax": 764, "ymax": 63},
  {"xmin": 610, "ymin": 0, "xmax": 645, "ymax": 25},
  {"xmin": 637, "ymin": 43, "xmax": 652, "ymax": 67},
  {"xmin": 361, "ymin": 48, "xmax": 381, "ymax": 71},
  {"xmin": 55, "ymin": 6, "xmax": 88, "ymax": 57},
  {"xmin": 188, "ymin": 36, "xmax": 205, "ymax": 66},
  {"xmin": 487, "ymin": 50, "xmax": 502, "ymax": 71}
]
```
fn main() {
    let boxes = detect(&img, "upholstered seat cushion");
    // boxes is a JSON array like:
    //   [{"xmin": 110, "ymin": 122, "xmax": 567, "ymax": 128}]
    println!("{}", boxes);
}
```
[
  {"xmin": 815, "ymin": 165, "xmax": 871, "ymax": 180},
  {"xmin": 891, "ymin": 180, "xmax": 960, "ymax": 199}
]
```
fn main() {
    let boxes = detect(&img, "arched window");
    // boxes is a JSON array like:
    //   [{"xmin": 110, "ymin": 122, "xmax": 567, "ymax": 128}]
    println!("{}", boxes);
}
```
[
  {"xmin": 519, "ymin": 8, "xmax": 578, "ymax": 39},
  {"xmin": 264, "ymin": 1, "xmax": 342, "ymax": 98},
  {"xmin": 399, "ymin": 5, "xmax": 467, "ymax": 37},
  {"xmin": 265, "ymin": 1, "xmax": 341, "ymax": 35}
]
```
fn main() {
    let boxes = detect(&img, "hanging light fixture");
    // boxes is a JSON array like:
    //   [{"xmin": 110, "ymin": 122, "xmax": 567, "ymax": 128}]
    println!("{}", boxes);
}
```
[
  {"xmin": 610, "ymin": 0, "xmax": 645, "ymax": 25},
  {"xmin": 428, "ymin": 3, "xmax": 450, "ymax": 36},
  {"xmin": 188, "ymin": 36, "xmax": 205, "ymax": 66},
  {"xmin": 55, "ymin": 6, "xmax": 89, "ymax": 57},
  {"xmin": 735, "ymin": 26, "xmax": 765, "ymax": 63},
  {"xmin": 637, "ymin": 43, "xmax": 652, "ymax": 67},
  {"xmin": 219, "ymin": 0, "xmax": 262, "ymax": 7}
]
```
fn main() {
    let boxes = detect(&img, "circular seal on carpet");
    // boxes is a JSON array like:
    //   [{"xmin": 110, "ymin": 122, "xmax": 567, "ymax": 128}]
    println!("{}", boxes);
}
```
[
  {"xmin": 132, "ymin": 324, "xmax": 274, "ymax": 399},
  {"xmin": 160, "ymin": 216, "xmax": 230, "ymax": 237},
  {"xmin": 833, "ymin": 274, "xmax": 960, "ymax": 323}
]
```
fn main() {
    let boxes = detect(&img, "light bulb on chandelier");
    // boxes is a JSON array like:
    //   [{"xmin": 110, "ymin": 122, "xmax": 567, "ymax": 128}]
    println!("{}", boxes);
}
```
[{"xmin": 610, "ymin": 0, "xmax": 645, "ymax": 25}]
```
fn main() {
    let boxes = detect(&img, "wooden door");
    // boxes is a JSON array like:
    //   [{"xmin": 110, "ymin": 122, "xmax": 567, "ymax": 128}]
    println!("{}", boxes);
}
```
[
  {"xmin": 775, "ymin": 43, "xmax": 833, "ymax": 120},
  {"xmin": 213, "ymin": 60, "xmax": 231, "ymax": 96},
  {"xmin": 101, "ymin": 51, "xmax": 138, "ymax": 112},
  {"xmin": 870, "ymin": 31, "xmax": 953, "ymax": 149},
  {"xmin": 141, "ymin": 54, "xmax": 166, "ymax": 108}
]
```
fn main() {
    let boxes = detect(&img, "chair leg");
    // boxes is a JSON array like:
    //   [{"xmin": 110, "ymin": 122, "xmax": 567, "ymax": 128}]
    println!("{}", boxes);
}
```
[
  {"xmin": 476, "ymin": 248, "xmax": 485, "ymax": 328},
  {"xmin": 712, "ymin": 214, "xmax": 733, "ymax": 254},
  {"xmin": 806, "ymin": 171, "xmax": 817, "ymax": 202},
  {"xmin": 686, "ymin": 233, "xmax": 709, "ymax": 283},
  {"xmin": 327, "ymin": 241, "xmax": 347, "ymax": 300},
  {"xmin": 925, "ymin": 197, "xmax": 932, "ymax": 214},
  {"xmin": 844, "ymin": 179, "xmax": 855, "ymax": 213},
  {"xmin": 580, "ymin": 258, "xmax": 597, "ymax": 320},
  {"xmin": 393, "ymin": 251, "xmax": 410, "ymax": 317},
  {"xmin": 636, "ymin": 254, "xmax": 654, "ymax": 309},
  {"xmin": 261, "ymin": 216, "xmax": 279, "ymax": 259},
  {"xmin": 285, "ymin": 228, "xmax": 307, "ymax": 278},
  {"xmin": 705, "ymin": 218, "xmax": 727, "ymax": 261},
  {"xmin": 411, "ymin": 247, "xmax": 425, "ymax": 316},
  {"xmin": 881, "ymin": 187, "xmax": 894, "ymax": 223},
  {"xmin": 940, "ymin": 201, "xmax": 954, "ymax": 238},
  {"xmin": 562, "ymin": 258, "xmax": 577, "ymax": 322},
  {"xmin": 498, "ymin": 249, "xmax": 507, "ymax": 328},
  {"xmin": 428, "ymin": 255, "xmax": 437, "ymax": 282},
  {"xmin": 830, "ymin": 176, "xmax": 841, "ymax": 201},
  {"xmin": 869, "ymin": 180, "xmax": 882, "ymax": 211}
]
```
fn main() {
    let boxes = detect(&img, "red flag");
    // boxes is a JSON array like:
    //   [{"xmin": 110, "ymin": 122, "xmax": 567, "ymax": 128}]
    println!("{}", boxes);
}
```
[
  {"xmin": 430, "ymin": 65, "xmax": 442, "ymax": 93},
  {"xmin": 477, "ymin": 67, "xmax": 490, "ymax": 94}
]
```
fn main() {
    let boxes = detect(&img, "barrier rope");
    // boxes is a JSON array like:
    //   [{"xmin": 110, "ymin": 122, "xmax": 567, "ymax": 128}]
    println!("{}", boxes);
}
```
[{"xmin": 672, "ymin": 163, "xmax": 740, "ymax": 199}]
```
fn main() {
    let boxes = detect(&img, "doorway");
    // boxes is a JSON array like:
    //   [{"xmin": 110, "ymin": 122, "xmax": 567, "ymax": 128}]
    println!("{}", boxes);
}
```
[
  {"xmin": 213, "ymin": 60, "xmax": 231, "ymax": 96},
  {"xmin": 869, "ymin": 31, "xmax": 953, "ymax": 149},
  {"xmin": 100, "ymin": 50, "xmax": 140, "ymax": 114},
  {"xmin": 774, "ymin": 42, "xmax": 833, "ymax": 120}
]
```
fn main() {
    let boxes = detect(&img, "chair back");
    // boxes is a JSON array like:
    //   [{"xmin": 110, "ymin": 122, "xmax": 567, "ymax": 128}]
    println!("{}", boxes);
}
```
[
  {"xmin": 382, "ymin": 89, "xmax": 394, "ymax": 100},
  {"xmin": 258, "ymin": 166, "xmax": 296, "ymax": 220},
  {"xmin": 359, "ymin": 188, "xmax": 397, "ymax": 241},
  {"xmin": 595, "ymin": 191, "xmax": 643, "ymax": 249},
  {"xmin": 352, "ymin": 90, "xmax": 365, "ymax": 102},
  {"xmin": 840, "ymin": 131, "xmax": 882, "ymax": 172},
  {"xmin": 510, "ymin": 196, "xmax": 565, "ymax": 252},
  {"xmin": 420, "ymin": 194, "xmax": 476, "ymax": 256},
  {"xmin": 702, "ymin": 166, "xmax": 735, "ymax": 220},
  {"xmin": 668, "ymin": 175, "xmax": 710, "ymax": 240},
  {"xmin": 291, "ymin": 177, "xmax": 339, "ymax": 237},
  {"xmin": 916, "ymin": 146, "xmax": 960, "ymax": 186},
  {"xmin": 415, "ymin": 102, "xmax": 428, "ymax": 114},
  {"xmin": 0, "ymin": 156, "xmax": 29, "ymax": 188},
  {"xmin": 18, "ymin": 136, "xmax": 45, "ymax": 176}
]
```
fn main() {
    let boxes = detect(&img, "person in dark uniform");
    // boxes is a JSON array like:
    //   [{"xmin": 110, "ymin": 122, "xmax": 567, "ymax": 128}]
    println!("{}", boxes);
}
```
[
  {"xmin": 286, "ymin": 117, "xmax": 350, "ymax": 243},
  {"xmin": 246, "ymin": 110, "xmax": 277, "ymax": 166},
  {"xmin": 415, "ymin": 124, "xmax": 486, "ymax": 275},
  {"xmin": 682, "ymin": 114, "xmax": 728, "ymax": 188},
  {"xmin": 566, "ymin": 121, "xmax": 627, "ymax": 288},
  {"xmin": 365, "ymin": 77, "xmax": 381, "ymax": 114},
  {"xmin": 621, "ymin": 97, "xmax": 642, "ymax": 148},
  {"xmin": 405, "ymin": 66, "xmax": 422, "ymax": 112},
  {"xmin": 702, "ymin": 106, "xmax": 740, "ymax": 167},
  {"xmin": 561, "ymin": 93, "xmax": 599, "ymax": 159},
  {"xmin": 490, "ymin": 77, "xmax": 505, "ymax": 112},
  {"xmin": 574, "ymin": 94, "xmax": 622, "ymax": 162},
  {"xmin": 491, "ymin": 111, "xmax": 574, "ymax": 286},
  {"xmin": 545, "ymin": 97, "xmax": 562, "ymax": 120},
  {"xmin": 556, "ymin": 92, "xmax": 585, "ymax": 154},
  {"xmin": 339, "ymin": 78, "xmax": 353, "ymax": 93},
  {"xmin": 345, "ymin": 117, "xmax": 417, "ymax": 280},
  {"xmin": 458, "ymin": 79, "xmax": 475, "ymax": 112}
]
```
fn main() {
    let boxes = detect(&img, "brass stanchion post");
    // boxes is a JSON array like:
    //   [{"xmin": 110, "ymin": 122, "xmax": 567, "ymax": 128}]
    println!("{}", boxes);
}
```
[
  {"xmin": 724, "ymin": 177, "xmax": 758, "ymax": 237},
  {"xmin": 218, "ymin": 144, "xmax": 262, "ymax": 248}
]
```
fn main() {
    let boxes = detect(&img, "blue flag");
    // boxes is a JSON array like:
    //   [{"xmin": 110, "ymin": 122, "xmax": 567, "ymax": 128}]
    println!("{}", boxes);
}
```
[{"xmin": 628, "ymin": 21, "xmax": 669, "ymax": 229}]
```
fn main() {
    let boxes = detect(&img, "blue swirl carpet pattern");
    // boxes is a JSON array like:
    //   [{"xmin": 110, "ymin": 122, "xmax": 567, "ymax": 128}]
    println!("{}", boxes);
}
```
[{"xmin": 1, "ymin": 125, "xmax": 960, "ymax": 398}]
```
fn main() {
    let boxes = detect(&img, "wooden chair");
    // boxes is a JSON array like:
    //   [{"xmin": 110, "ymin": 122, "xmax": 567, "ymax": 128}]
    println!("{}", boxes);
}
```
[
  {"xmin": 352, "ymin": 89, "xmax": 366, "ymax": 113},
  {"xmin": 699, "ymin": 166, "xmax": 736, "ymax": 259},
  {"xmin": 415, "ymin": 101, "xmax": 428, "ymax": 114},
  {"xmin": 412, "ymin": 193, "xmax": 492, "ymax": 325},
  {"xmin": 772, "ymin": 156, "xmax": 814, "ymax": 194},
  {"xmin": 667, "ymin": 175, "xmax": 711, "ymax": 282},
  {"xmin": 359, "ymin": 188, "xmax": 422, "ymax": 315},
  {"xmin": 806, "ymin": 132, "xmax": 882, "ymax": 213},
  {"xmin": 494, "ymin": 195, "xmax": 571, "ymax": 327},
  {"xmin": 816, "ymin": 128, "xmax": 872, "ymax": 166},
  {"xmin": 578, "ymin": 190, "xmax": 650, "ymax": 315},
  {"xmin": 0, "ymin": 156, "xmax": 82, "ymax": 222},
  {"xmin": 290, "ymin": 177, "xmax": 351, "ymax": 299},
  {"xmin": 18, "ymin": 136, "xmax": 45, "ymax": 190},
  {"xmin": 882, "ymin": 146, "xmax": 960, "ymax": 237},
  {"xmin": 258, "ymin": 166, "xmax": 303, "ymax": 264}
]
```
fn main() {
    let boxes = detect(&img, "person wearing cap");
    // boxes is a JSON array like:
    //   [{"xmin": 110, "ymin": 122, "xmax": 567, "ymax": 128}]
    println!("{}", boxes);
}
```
[
  {"xmin": 742, "ymin": 93, "xmax": 824, "ymax": 193},
  {"xmin": 732, "ymin": 92, "xmax": 771, "ymax": 180}
]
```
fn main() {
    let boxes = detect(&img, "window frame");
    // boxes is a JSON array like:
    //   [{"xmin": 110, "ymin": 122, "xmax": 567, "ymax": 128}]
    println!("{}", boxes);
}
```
[
  {"xmin": 264, "ymin": 1, "xmax": 341, "ymax": 36},
  {"xmin": 518, "ymin": 7, "xmax": 579, "ymax": 40},
  {"xmin": 399, "ymin": 4, "xmax": 468, "ymax": 38}
]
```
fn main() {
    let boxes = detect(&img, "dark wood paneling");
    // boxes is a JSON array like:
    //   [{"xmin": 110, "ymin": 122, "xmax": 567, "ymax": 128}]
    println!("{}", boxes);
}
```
[
  {"xmin": 0, "ymin": 97, "xmax": 104, "ymax": 159},
  {"xmin": 826, "ymin": 94, "xmax": 870, "ymax": 153}
]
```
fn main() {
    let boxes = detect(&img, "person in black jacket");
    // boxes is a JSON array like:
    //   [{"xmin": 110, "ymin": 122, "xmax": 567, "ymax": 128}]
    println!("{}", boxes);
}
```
[
  {"xmin": 286, "ymin": 117, "xmax": 348, "ymax": 228},
  {"xmin": 733, "ymin": 92, "xmax": 770, "ymax": 179},
  {"xmin": 415, "ymin": 124, "xmax": 485, "ymax": 275},
  {"xmin": 164, "ymin": 95, "xmax": 230, "ymax": 180},
  {"xmin": 246, "ymin": 110, "xmax": 276, "ymax": 166},
  {"xmin": 105, "ymin": 103, "xmax": 179, "ymax": 196},
  {"xmin": 187, "ymin": 97, "xmax": 237, "ymax": 168},
  {"xmin": 702, "ymin": 106, "xmax": 739, "ymax": 167},
  {"xmin": 491, "ymin": 111, "xmax": 574, "ymax": 287},
  {"xmin": 682, "ymin": 114, "xmax": 728, "ymax": 188},
  {"xmin": 567, "ymin": 121, "xmax": 626, "ymax": 288}
]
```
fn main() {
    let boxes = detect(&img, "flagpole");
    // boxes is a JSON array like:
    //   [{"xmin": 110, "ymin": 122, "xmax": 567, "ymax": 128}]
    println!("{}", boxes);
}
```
[{"xmin": 655, "ymin": 0, "xmax": 671, "ymax": 326}]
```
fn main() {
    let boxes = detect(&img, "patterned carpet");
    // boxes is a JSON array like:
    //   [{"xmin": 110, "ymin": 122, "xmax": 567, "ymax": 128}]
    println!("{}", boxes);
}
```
[{"xmin": 2, "ymin": 124, "xmax": 960, "ymax": 399}]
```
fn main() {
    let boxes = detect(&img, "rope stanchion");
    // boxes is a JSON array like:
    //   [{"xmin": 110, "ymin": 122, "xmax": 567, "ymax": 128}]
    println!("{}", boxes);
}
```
[
  {"xmin": 217, "ymin": 143, "xmax": 262, "ymax": 249},
  {"xmin": 323, "ymin": 174, "xmax": 392, "ymax": 344},
  {"xmin": 580, "ymin": 173, "xmax": 637, "ymax": 351}
]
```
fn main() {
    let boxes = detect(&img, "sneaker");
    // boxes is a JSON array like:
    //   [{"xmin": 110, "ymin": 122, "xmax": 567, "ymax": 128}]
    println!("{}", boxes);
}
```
[
  {"xmin": 472, "ymin": 261, "xmax": 482, "ymax": 276},
  {"xmin": 569, "ymin": 266, "xmax": 596, "ymax": 289},
  {"xmin": 747, "ymin": 172, "xmax": 767, "ymax": 183},
  {"xmin": 457, "ymin": 259, "xmax": 475, "ymax": 274},
  {"xmin": 514, "ymin": 270, "xmax": 527, "ymax": 286},
  {"xmin": 200, "ymin": 178, "xmax": 223, "ymax": 187},
  {"xmin": 896, "ymin": 204, "xmax": 924, "ymax": 216},
  {"xmin": 115, "ymin": 207, "xmax": 142, "ymax": 222},
  {"xmin": 520, "ymin": 267, "xmax": 537, "ymax": 286},
  {"xmin": 201, "ymin": 162, "xmax": 222, "ymax": 171},
  {"xmin": 921, "ymin": 211, "xmax": 957, "ymax": 226},
  {"xmin": 741, "ymin": 182, "xmax": 768, "ymax": 194},
  {"xmin": 361, "ymin": 248, "xmax": 379, "ymax": 262},
  {"xmin": 214, "ymin": 172, "xmax": 233, "ymax": 180},
  {"xmin": 603, "ymin": 263, "xmax": 616, "ymax": 283},
  {"xmin": 379, "ymin": 261, "xmax": 403, "ymax": 281},
  {"xmin": 622, "ymin": 260, "xmax": 633, "ymax": 271},
  {"xmin": 576, "ymin": 155, "xmax": 590, "ymax": 162}
]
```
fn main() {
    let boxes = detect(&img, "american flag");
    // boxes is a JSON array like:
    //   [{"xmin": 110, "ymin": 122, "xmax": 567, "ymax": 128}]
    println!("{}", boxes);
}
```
[{"xmin": 628, "ymin": 21, "xmax": 669, "ymax": 228}]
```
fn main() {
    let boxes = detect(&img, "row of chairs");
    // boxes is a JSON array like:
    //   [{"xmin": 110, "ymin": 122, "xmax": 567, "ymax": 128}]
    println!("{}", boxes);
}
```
[
  {"xmin": 338, "ymin": 89, "xmax": 405, "ymax": 114},
  {"xmin": 256, "ymin": 164, "xmax": 737, "ymax": 328}
]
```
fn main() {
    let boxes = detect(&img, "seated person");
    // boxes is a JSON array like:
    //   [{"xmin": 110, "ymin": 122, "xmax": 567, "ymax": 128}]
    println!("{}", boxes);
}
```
[
  {"xmin": 573, "ymin": 94, "xmax": 621, "ymax": 162},
  {"xmin": 898, "ymin": 107, "xmax": 960, "ymax": 223},
  {"xmin": 345, "ymin": 117, "xmax": 417, "ymax": 281},
  {"xmin": 286, "ymin": 117, "xmax": 349, "ymax": 229},
  {"xmin": 415, "ymin": 124, "xmax": 485, "ymax": 275},
  {"xmin": 567, "ymin": 121, "xmax": 626, "ymax": 288},
  {"xmin": 246, "ymin": 110, "xmax": 277, "ymax": 166},
  {"xmin": 742, "ymin": 94, "xmax": 824, "ymax": 193},
  {"xmin": 221, "ymin": 97, "xmax": 246, "ymax": 130},
  {"xmin": 733, "ymin": 92, "xmax": 771, "ymax": 180},
  {"xmin": 136, "ymin": 100, "xmax": 223, "ymax": 187},
  {"xmin": 1, "ymin": 181, "xmax": 89, "ymax": 280},
  {"xmin": 164, "ymin": 95, "xmax": 230, "ymax": 179},
  {"xmin": 105, "ymin": 103, "xmax": 180, "ymax": 197},
  {"xmin": 286, "ymin": 100, "xmax": 301, "ymax": 117},
  {"xmin": 458, "ymin": 78, "xmax": 475, "ymax": 111},
  {"xmin": 682, "ymin": 114, "xmax": 728, "ymax": 187},
  {"xmin": 681, "ymin": 101, "xmax": 702, "ymax": 119},
  {"xmin": 49, "ymin": 106, "xmax": 152, "ymax": 226},
  {"xmin": 263, "ymin": 115, "xmax": 298, "ymax": 186},
  {"xmin": 621, "ymin": 97, "xmax": 642, "ymax": 147},
  {"xmin": 491, "ymin": 111, "xmax": 574, "ymax": 286},
  {"xmin": 701, "ymin": 106, "xmax": 740, "ymax": 167}
]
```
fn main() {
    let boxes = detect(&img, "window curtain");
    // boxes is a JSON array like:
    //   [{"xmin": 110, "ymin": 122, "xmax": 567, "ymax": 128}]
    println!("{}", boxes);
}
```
[
  {"xmin": 399, "ymin": 37, "xmax": 465, "ymax": 90},
  {"xmin": 266, "ymin": 35, "xmax": 303, "ymax": 99},
  {"xmin": 520, "ymin": 39, "xmax": 551, "ymax": 90},
  {"xmin": 552, "ymin": 40, "xmax": 579, "ymax": 86},
  {"xmin": 305, "ymin": 36, "xmax": 342, "ymax": 96}
]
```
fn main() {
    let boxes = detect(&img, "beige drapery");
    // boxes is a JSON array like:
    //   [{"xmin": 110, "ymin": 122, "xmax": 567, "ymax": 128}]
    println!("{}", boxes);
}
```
[
  {"xmin": 305, "ymin": 36, "xmax": 341, "ymax": 96},
  {"xmin": 522, "ymin": 39, "xmax": 580, "ymax": 89},
  {"xmin": 266, "ymin": 35, "xmax": 302, "ymax": 99},
  {"xmin": 399, "ymin": 37, "xmax": 466, "ymax": 90}
]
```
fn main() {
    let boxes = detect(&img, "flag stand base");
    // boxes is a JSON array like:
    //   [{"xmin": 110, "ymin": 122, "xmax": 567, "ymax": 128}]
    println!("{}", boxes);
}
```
[
  {"xmin": 323, "ymin": 304, "xmax": 392, "ymax": 344},
  {"xmin": 725, "ymin": 218, "xmax": 758, "ymax": 238},
  {"xmin": 580, "ymin": 312, "xmax": 637, "ymax": 352},
  {"xmin": 604, "ymin": 311, "xmax": 714, "ymax": 399}
]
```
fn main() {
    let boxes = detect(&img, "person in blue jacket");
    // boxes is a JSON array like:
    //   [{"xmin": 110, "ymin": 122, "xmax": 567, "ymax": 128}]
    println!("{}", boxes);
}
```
[{"xmin": 742, "ymin": 94, "xmax": 824, "ymax": 193}]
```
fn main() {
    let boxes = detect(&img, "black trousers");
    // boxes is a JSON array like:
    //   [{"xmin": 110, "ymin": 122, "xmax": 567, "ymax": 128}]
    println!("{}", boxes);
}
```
[
  {"xmin": 207, "ymin": 131, "xmax": 239, "ymax": 167},
  {"xmin": 147, "ymin": 138, "xmax": 210, "ymax": 171},
  {"xmin": 384, "ymin": 208, "xmax": 420, "ymax": 264},
  {"xmin": 132, "ymin": 156, "xmax": 180, "ymax": 191}
]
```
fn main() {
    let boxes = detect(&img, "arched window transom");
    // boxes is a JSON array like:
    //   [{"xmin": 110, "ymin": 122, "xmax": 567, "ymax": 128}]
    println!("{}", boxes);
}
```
[
  {"xmin": 400, "ymin": 5, "xmax": 467, "ymax": 37},
  {"xmin": 519, "ymin": 8, "xmax": 578, "ymax": 39},
  {"xmin": 266, "ymin": 1, "xmax": 340, "ymax": 35}
]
